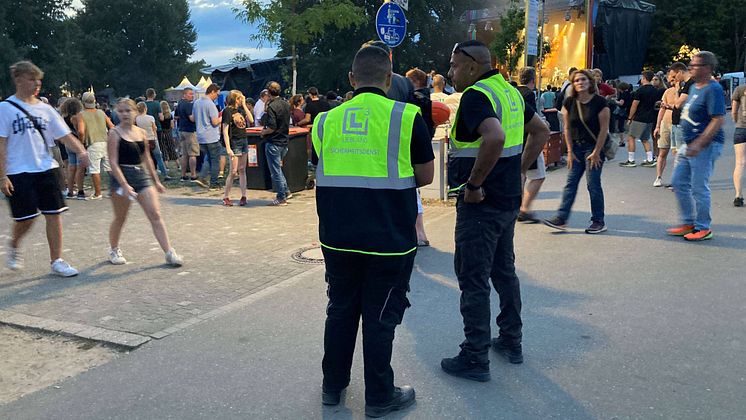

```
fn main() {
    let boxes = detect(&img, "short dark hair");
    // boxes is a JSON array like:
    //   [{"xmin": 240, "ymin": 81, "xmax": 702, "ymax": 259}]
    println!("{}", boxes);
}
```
[
  {"xmin": 362, "ymin": 40, "xmax": 391, "ymax": 54},
  {"xmin": 325, "ymin": 91, "xmax": 337, "ymax": 100},
  {"xmin": 352, "ymin": 46, "xmax": 392, "ymax": 86},
  {"xmin": 308, "ymin": 87, "xmax": 319, "ymax": 96},
  {"xmin": 205, "ymin": 83, "xmax": 220, "ymax": 94},
  {"xmin": 546, "ymin": 84, "xmax": 553, "ymax": 90},
  {"xmin": 454, "ymin": 40, "xmax": 487, "ymax": 50},
  {"xmin": 669, "ymin": 62, "xmax": 687, "ymax": 72},
  {"xmin": 267, "ymin": 81, "xmax": 281, "ymax": 96},
  {"xmin": 146, "ymin": 88, "xmax": 156, "ymax": 98},
  {"xmin": 568, "ymin": 67, "xmax": 578, "ymax": 76},
  {"xmin": 641, "ymin": 71, "xmax": 654, "ymax": 82}
]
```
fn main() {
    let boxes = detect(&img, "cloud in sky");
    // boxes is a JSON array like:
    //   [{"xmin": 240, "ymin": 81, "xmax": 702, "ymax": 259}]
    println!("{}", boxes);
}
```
[
  {"xmin": 68, "ymin": 0, "xmax": 279, "ymax": 66},
  {"xmin": 188, "ymin": 1, "xmax": 278, "ymax": 65}
]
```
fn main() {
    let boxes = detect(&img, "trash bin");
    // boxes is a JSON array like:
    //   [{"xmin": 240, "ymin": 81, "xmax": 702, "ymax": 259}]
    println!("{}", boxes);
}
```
[{"xmin": 244, "ymin": 127, "xmax": 309, "ymax": 192}]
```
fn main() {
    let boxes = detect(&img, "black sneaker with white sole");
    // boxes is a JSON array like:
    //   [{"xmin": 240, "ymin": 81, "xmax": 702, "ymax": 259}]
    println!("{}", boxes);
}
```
[
  {"xmin": 619, "ymin": 160, "xmax": 637, "ymax": 168},
  {"xmin": 517, "ymin": 211, "xmax": 539, "ymax": 224},
  {"xmin": 585, "ymin": 221, "xmax": 607, "ymax": 234}
]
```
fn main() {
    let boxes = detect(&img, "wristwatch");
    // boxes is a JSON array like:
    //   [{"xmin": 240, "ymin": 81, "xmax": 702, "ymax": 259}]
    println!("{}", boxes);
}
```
[{"xmin": 466, "ymin": 182, "xmax": 481, "ymax": 191}]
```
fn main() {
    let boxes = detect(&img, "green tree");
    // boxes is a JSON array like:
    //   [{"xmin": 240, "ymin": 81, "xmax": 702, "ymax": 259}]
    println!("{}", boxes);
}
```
[
  {"xmin": 75, "ymin": 0, "xmax": 197, "ymax": 97},
  {"xmin": 233, "ymin": 0, "xmax": 366, "ymax": 94},
  {"xmin": 0, "ymin": 0, "xmax": 77, "ymax": 98},
  {"xmin": 282, "ymin": 0, "xmax": 481, "ymax": 94},
  {"xmin": 229, "ymin": 52, "xmax": 252, "ymax": 63},
  {"xmin": 645, "ymin": 0, "xmax": 746, "ymax": 73},
  {"xmin": 491, "ymin": 0, "xmax": 524, "ymax": 77}
]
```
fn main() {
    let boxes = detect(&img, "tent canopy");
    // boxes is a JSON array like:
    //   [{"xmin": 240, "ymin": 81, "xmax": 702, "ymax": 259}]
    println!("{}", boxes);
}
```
[{"xmin": 200, "ymin": 57, "xmax": 291, "ymax": 100}]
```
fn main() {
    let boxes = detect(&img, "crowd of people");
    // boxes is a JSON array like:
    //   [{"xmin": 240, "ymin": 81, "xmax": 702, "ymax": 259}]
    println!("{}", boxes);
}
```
[{"xmin": 0, "ymin": 40, "xmax": 740, "ymax": 417}]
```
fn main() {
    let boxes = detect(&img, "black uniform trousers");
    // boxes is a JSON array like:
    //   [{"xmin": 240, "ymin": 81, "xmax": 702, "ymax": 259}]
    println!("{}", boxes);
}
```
[
  {"xmin": 454, "ymin": 198, "xmax": 523, "ymax": 363},
  {"xmin": 321, "ymin": 247, "xmax": 415, "ymax": 405}
]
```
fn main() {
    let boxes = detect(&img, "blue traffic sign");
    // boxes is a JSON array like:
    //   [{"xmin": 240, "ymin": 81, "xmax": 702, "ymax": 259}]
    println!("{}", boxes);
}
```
[{"xmin": 375, "ymin": 2, "xmax": 406, "ymax": 48}]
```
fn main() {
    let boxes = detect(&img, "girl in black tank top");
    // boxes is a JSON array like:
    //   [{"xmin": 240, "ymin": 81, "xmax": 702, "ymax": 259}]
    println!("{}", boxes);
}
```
[
  {"xmin": 117, "ymin": 135, "xmax": 145, "ymax": 165},
  {"xmin": 106, "ymin": 99, "xmax": 184, "ymax": 268}
]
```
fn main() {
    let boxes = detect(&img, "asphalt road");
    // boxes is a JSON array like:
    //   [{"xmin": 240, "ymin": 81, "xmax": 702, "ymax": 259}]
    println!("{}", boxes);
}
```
[{"xmin": 0, "ymin": 118, "xmax": 743, "ymax": 419}]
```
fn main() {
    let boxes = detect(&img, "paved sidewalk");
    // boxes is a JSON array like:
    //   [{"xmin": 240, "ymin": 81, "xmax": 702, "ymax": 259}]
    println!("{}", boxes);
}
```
[{"xmin": 0, "ymin": 188, "xmax": 453, "ymax": 347}]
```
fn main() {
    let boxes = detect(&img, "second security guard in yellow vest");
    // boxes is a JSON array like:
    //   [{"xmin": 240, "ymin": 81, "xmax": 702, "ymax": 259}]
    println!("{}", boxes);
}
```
[
  {"xmin": 312, "ymin": 45, "xmax": 433, "ymax": 417},
  {"xmin": 440, "ymin": 40, "xmax": 530, "ymax": 382}
]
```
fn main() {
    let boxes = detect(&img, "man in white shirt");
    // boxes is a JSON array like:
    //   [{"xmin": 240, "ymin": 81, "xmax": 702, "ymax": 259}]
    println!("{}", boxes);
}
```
[
  {"xmin": 253, "ymin": 89, "xmax": 269, "ymax": 124},
  {"xmin": 0, "ymin": 61, "xmax": 90, "ymax": 276}
]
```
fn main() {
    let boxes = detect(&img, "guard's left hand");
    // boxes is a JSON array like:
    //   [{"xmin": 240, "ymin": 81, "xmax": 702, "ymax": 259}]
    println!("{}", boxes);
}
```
[{"xmin": 463, "ymin": 187, "xmax": 485, "ymax": 204}]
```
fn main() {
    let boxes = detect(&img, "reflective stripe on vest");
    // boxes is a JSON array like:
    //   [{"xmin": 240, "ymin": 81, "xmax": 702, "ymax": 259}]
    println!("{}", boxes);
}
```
[
  {"xmin": 312, "ymin": 94, "xmax": 417, "ymax": 190},
  {"xmin": 450, "ymin": 74, "xmax": 524, "ymax": 158}
]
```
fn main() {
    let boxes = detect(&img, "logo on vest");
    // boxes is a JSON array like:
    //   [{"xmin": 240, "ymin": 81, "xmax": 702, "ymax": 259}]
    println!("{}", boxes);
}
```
[{"xmin": 342, "ymin": 108, "xmax": 369, "ymax": 135}]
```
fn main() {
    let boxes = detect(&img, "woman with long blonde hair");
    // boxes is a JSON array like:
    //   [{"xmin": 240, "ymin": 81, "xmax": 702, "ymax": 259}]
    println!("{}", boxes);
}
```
[{"xmin": 106, "ymin": 98, "xmax": 183, "ymax": 266}]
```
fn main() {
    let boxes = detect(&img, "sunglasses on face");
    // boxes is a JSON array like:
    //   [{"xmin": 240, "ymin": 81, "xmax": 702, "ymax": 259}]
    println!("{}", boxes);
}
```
[{"xmin": 453, "ymin": 43, "xmax": 478, "ymax": 62}]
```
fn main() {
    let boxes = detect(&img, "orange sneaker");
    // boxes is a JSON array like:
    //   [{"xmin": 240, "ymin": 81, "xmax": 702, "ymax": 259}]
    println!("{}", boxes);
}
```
[
  {"xmin": 667, "ymin": 224, "xmax": 695, "ymax": 236},
  {"xmin": 684, "ymin": 229, "xmax": 713, "ymax": 241}
]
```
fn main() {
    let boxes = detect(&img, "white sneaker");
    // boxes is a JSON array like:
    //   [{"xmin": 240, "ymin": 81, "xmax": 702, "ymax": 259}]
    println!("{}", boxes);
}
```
[
  {"xmin": 89, "ymin": 194, "xmax": 103, "ymax": 200},
  {"xmin": 165, "ymin": 249, "xmax": 183, "ymax": 267},
  {"xmin": 108, "ymin": 247, "xmax": 127, "ymax": 265},
  {"xmin": 51, "ymin": 258, "xmax": 79, "ymax": 277},
  {"xmin": 6, "ymin": 245, "xmax": 22, "ymax": 270},
  {"xmin": 653, "ymin": 177, "xmax": 663, "ymax": 187}
]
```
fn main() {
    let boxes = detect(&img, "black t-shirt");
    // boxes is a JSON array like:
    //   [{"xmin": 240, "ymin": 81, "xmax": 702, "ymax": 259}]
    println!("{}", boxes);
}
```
[
  {"xmin": 162, "ymin": 115, "xmax": 173, "ymax": 131},
  {"xmin": 304, "ymin": 99, "xmax": 330, "ymax": 125},
  {"xmin": 222, "ymin": 106, "xmax": 249, "ymax": 141},
  {"xmin": 672, "ymin": 78, "xmax": 695, "ymax": 125},
  {"xmin": 261, "ymin": 97, "xmax": 291, "ymax": 146},
  {"xmin": 315, "ymin": 87, "xmax": 434, "ymax": 254},
  {"xmin": 617, "ymin": 90, "xmax": 632, "ymax": 113},
  {"xmin": 449, "ymin": 70, "xmax": 533, "ymax": 210},
  {"xmin": 562, "ymin": 95, "xmax": 610, "ymax": 145},
  {"xmin": 631, "ymin": 84, "xmax": 659, "ymax": 123},
  {"xmin": 518, "ymin": 85, "xmax": 539, "ymax": 169},
  {"xmin": 412, "ymin": 87, "xmax": 435, "ymax": 137}
]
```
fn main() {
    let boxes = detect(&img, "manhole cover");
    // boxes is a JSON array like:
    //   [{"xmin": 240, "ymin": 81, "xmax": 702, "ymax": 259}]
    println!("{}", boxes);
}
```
[{"xmin": 291, "ymin": 246, "xmax": 325, "ymax": 265}]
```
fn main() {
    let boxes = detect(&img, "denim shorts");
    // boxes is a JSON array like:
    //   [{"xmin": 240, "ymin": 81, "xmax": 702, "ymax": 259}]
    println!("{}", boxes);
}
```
[
  {"xmin": 110, "ymin": 165, "xmax": 154, "ymax": 194},
  {"xmin": 230, "ymin": 137, "xmax": 249, "ymax": 156},
  {"xmin": 734, "ymin": 127, "xmax": 746, "ymax": 145}
]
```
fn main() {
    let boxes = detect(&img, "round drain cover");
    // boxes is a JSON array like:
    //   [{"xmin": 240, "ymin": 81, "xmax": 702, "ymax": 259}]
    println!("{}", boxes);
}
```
[{"xmin": 291, "ymin": 246, "xmax": 325, "ymax": 264}]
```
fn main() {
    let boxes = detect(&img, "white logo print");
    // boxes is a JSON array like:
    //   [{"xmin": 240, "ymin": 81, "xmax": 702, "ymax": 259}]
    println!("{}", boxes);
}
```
[{"xmin": 681, "ymin": 94, "xmax": 699, "ymax": 126}]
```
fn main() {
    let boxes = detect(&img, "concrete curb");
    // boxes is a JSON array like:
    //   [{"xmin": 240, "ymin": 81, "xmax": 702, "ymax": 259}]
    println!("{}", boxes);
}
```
[
  {"xmin": 148, "ymin": 265, "xmax": 326, "ymax": 340},
  {"xmin": 0, "ymin": 309, "xmax": 151, "ymax": 350}
]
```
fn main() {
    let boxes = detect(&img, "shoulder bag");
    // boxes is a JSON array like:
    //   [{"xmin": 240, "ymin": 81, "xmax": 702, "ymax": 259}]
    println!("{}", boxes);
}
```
[{"xmin": 575, "ymin": 99, "xmax": 617, "ymax": 161}]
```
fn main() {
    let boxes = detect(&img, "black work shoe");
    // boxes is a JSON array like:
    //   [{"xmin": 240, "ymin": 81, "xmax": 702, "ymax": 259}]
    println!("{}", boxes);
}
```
[
  {"xmin": 517, "ymin": 211, "xmax": 540, "ymax": 224},
  {"xmin": 734, "ymin": 197, "xmax": 744, "ymax": 207},
  {"xmin": 321, "ymin": 388, "xmax": 342, "ymax": 406},
  {"xmin": 491, "ymin": 337, "xmax": 523, "ymax": 364},
  {"xmin": 440, "ymin": 354, "xmax": 491, "ymax": 382},
  {"xmin": 364, "ymin": 386, "xmax": 416, "ymax": 418}
]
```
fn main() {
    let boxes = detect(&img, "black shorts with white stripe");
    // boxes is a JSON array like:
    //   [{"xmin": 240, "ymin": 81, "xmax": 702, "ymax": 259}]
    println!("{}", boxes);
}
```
[{"xmin": 5, "ymin": 169, "xmax": 67, "ymax": 221}]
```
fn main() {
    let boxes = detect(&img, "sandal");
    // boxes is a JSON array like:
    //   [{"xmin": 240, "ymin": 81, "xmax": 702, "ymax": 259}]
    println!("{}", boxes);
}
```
[{"xmin": 222, "ymin": 197, "xmax": 233, "ymax": 206}]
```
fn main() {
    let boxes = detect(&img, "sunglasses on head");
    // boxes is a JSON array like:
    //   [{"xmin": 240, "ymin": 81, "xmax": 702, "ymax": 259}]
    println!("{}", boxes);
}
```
[{"xmin": 453, "ymin": 43, "xmax": 478, "ymax": 62}]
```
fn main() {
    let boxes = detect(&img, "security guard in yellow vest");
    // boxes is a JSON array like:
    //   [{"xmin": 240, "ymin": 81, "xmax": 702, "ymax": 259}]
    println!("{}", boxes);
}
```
[
  {"xmin": 311, "ymin": 45, "xmax": 434, "ymax": 417},
  {"xmin": 440, "ymin": 40, "xmax": 536, "ymax": 382}
]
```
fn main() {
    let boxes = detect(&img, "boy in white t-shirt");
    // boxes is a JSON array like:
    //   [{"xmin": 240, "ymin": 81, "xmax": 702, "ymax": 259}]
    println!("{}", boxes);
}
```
[{"xmin": 0, "ymin": 61, "xmax": 90, "ymax": 276}]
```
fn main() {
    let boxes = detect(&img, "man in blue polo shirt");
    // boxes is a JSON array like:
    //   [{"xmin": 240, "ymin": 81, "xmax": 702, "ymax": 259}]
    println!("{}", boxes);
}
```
[{"xmin": 667, "ymin": 51, "xmax": 725, "ymax": 241}]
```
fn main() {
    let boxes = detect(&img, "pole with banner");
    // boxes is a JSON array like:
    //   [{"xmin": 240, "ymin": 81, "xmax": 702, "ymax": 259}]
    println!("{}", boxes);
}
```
[{"xmin": 524, "ymin": 0, "xmax": 540, "ymax": 67}]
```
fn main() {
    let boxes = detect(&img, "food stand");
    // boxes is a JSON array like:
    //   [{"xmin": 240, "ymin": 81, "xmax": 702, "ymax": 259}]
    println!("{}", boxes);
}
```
[{"xmin": 244, "ymin": 127, "xmax": 310, "ymax": 193}]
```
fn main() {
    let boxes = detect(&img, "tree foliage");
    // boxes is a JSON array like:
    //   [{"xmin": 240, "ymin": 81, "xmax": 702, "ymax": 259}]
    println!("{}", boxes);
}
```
[
  {"xmin": 273, "ymin": 0, "xmax": 481, "ymax": 93},
  {"xmin": 0, "ymin": 0, "xmax": 198, "ymax": 99},
  {"xmin": 645, "ymin": 0, "xmax": 746, "ymax": 73},
  {"xmin": 229, "ymin": 52, "xmax": 252, "ymax": 63},
  {"xmin": 491, "ymin": 0, "xmax": 524, "ymax": 77}
]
